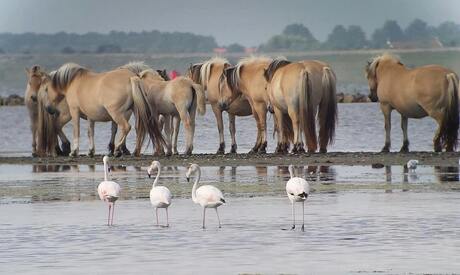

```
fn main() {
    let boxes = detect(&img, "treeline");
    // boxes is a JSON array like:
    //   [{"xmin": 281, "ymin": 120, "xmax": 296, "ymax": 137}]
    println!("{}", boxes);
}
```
[
  {"xmin": 0, "ymin": 30, "xmax": 218, "ymax": 54},
  {"xmin": 260, "ymin": 19, "xmax": 460, "ymax": 51}
]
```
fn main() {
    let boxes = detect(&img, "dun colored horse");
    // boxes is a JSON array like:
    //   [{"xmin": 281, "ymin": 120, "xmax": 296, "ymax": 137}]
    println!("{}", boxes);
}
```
[
  {"xmin": 366, "ymin": 53, "xmax": 459, "ymax": 152},
  {"xmin": 264, "ymin": 58, "xmax": 337, "ymax": 153},
  {"xmin": 219, "ymin": 56, "xmax": 272, "ymax": 153},
  {"xmin": 134, "ymin": 68, "xmax": 206, "ymax": 155},
  {"xmin": 188, "ymin": 57, "xmax": 252, "ymax": 154},
  {"xmin": 41, "ymin": 62, "xmax": 164, "ymax": 157}
]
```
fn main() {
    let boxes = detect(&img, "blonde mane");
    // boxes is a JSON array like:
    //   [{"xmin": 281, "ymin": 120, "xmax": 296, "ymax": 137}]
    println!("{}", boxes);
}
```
[
  {"xmin": 367, "ymin": 53, "xmax": 402, "ymax": 78},
  {"xmin": 227, "ymin": 56, "xmax": 272, "ymax": 93},
  {"xmin": 139, "ymin": 69, "xmax": 159, "ymax": 79},
  {"xmin": 52, "ymin": 63, "xmax": 88, "ymax": 91},
  {"xmin": 199, "ymin": 57, "xmax": 230, "ymax": 90},
  {"xmin": 119, "ymin": 61, "xmax": 152, "ymax": 75}
]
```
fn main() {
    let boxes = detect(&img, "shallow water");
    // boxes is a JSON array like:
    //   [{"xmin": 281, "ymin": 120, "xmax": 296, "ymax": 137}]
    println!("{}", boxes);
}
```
[
  {"xmin": 0, "ymin": 103, "xmax": 438, "ymax": 156},
  {"xmin": 1, "ymin": 193, "xmax": 460, "ymax": 274},
  {"xmin": 1, "ymin": 163, "xmax": 460, "ymax": 273}
]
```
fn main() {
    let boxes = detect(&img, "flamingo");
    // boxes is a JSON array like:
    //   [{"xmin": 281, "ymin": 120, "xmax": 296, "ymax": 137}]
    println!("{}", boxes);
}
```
[
  {"xmin": 185, "ymin": 163, "xmax": 225, "ymax": 229},
  {"xmin": 97, "ymin": 155, "xmax": 121, "ymax": 226},
  {"xmin": 147, "ymin": 161, "xmax": 172, "ymax": 227},
  {"xmin": 407, "ymin": 159, "xmax": 419, "ymax": 172},
  {"xmin": 286, "ymin": 165, "xmax": 310, "ymax": 231}
]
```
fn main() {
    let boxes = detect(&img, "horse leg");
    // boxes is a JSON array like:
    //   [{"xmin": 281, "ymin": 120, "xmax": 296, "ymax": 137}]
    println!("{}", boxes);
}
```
[
  {"xmin": 172, "ymin": 116, "xmax": 180, "ymax": 155},
  {"xmin": 273, "ymin": 107, "xmax": 285, "ymax": 154},
  {"xmin": 229, "ymin": 114, "xmax": 238, "ymax": 154},
  {"xmin": 288, "ymin": 106, "xmax": 304, "ymax": 154},
  {"xmin": 305, "ymin": 105, "xmax": 318, "ymax": 153},
  {"xmin": 108, "ymin": 121, "xmax": 117, "ymax": 156},
  {"xmin": 87, "ymin": 119, "xmax": 95, "ymax": 157},
  {"xmin": 212, "ymin": 105, "xmax": 225, "ymax": 154},
  {"xmin": 400, "ymin": 115, "xmax": 409, "ymax": 152},
  {"xmin": 163, "ymin": 115, "xmax": 173, "ymax": 156},
  {"xmin": 380, "ymin": 104, "xmax": 392, "ymax": 152},
  {"xmin": 178, "ymin": 107, "xmax": 193, "ymax": 155},
  {"xmin": 57, "ymin": 111, "xmax": 71, "ymax": 156},
  {"xmin": 31, "ymin": 117, "xmax": 38, "ymax": 157},
  {"xmin": 430, "ymin": 112, "xmax": 443, "ymax": 152},
  {"xmin": 121, "ymin": 113, "xmax": 132, "ymax": 156},
  {"xmin": 252, "ymin": 103, "xmax": 268, "ymax": 154},
  {"xmin": 248, "ymin": 103, "xmax": 262, "ymax": 154},
  {"xmin": 69, "ymin": 110, "xmax": 81, "ymax": 157},
  {"xmin": 109, "ymin": 112, "xmax": 131, "ymax": 158}
]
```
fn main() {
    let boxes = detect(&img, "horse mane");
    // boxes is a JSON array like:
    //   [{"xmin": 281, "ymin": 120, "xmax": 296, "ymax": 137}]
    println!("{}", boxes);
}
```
[
  {"xmin": 264, "ymin": 57, "xmax": 291, "ymax": 82},
  {"xmin": 139, "ymin": 69, "xmax": 159, "ymax": 79},
  {"xmin": 188, "ymin": 63, "xmax": 203, "ymax": 84},
  {"xmin": 200, "ymin": 57, "xmax": 230, "ymax": 89},
  {"xmin": 225, "ymin": 56, "xmax": 271, "ymax": 94},
  {"xmin": 366, "ymin": 53, "xmax": 403, "ymax": 78},
  {"xmin": 52, "ymin": 63, "xmax": 88, "ymax": 91},
  {"xmin": 119, "ymin": 61, "xmax": 152, "ymax": 75}
]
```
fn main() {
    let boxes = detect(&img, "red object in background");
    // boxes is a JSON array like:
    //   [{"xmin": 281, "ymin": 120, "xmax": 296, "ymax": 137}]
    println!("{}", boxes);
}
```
[{"xmin": 169, "ymin": 70, "xmax": 179, "ymax": 79}]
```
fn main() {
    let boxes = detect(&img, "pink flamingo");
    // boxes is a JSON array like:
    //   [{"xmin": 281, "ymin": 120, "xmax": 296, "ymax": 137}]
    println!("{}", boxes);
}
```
[{"xmin": 97, "ymin": 156, "xmax": 121, "ymax": 226}]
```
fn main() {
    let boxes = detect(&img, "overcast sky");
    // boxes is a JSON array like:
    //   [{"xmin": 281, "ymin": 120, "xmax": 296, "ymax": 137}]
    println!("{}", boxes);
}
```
[{"xmin": 0, "ymin": 0, "xmax": 459, "ymax": 46}]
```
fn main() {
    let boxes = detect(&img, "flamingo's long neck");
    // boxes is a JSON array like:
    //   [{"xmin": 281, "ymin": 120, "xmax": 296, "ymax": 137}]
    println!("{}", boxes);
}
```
[
  {"xmin": 192, "ymin": 168, "xmax": 201, "ymax": 203},
  {"xmin": 104, "ymin": 161, "xmax": 109, "ymax": 181},
  {"xmin": 153, "ymin": 165, "xmax": 161, "ymax": 188},
  {"xmin": 288, "ymin": 165, "xmax": 294, "ymax": 179}
]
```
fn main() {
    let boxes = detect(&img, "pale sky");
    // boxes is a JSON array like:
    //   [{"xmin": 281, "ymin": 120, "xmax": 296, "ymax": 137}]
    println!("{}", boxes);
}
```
[{"xmin": 0, "ymin": 0, "xmax": 459, "ymax": 46}]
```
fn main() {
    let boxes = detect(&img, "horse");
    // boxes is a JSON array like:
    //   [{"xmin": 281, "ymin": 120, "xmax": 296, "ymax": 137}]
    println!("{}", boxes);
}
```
[
  {"xmin": 219, "ymin": 56, "xmax": 272, "ymax": 154},
  {"xmin": 188, "ymin": 57, "xmax": 252, "ymax": 154},
  {"xmin": 40, "ymin": 62, "xmax": 165, "ymax": 157},
  {"xmin": 365, "ymin": 53, "xmax": 459, "ymax": 152},
  {"xmin": 135, "ymin": 69, "xmax": 205, "ymax": 155},
  {"xmin": 264, "ymin": 58, "xmax": 338, "ymax": 153}
]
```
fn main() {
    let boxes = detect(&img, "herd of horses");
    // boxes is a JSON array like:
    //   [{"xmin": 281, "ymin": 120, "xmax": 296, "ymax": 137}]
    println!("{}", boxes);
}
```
[{"xmin": 23, "ymin": 53, "xmax": 459, "ymax": 157}]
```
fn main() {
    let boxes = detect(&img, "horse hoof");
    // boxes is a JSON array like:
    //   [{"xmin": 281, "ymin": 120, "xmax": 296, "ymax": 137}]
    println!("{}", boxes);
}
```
[
  {"xmin": 399, "ymin": 147, "xmax": 409, "ymax": 153},
  {"xmin": 381, "ymin": 145, "xmax": 390, "ymax": 153},
  {"xmin": 88, "ymin": 149, "xmax": 95, "ymax": 158},
  {"xmin": 230, "ymin": 144, "xmax": 237, "ymax": 154},
  {"xmin": 69, "ymin": 151, "xmax": 78, "ymax": 158},
  {"xmin": 114, "ymin": 150, "xmax": 122, "ymax": 158},
  {"xmin": 216, "ymin": 149, "xmax": 225, "ymax": 155},
  {"xmin": 319, "ymin": 148, "xmax": 327, "ymax": 153},
  {"xmin": 62, "ymin": 142, "xmax": 71, "ymax": 155},
  {"xmin": 32, "ymin": 152, "xmax": 38, "ymax": 158},
  {"xmin": 184, "ymin": 150, "xmax": 192, "ymax": 156}
]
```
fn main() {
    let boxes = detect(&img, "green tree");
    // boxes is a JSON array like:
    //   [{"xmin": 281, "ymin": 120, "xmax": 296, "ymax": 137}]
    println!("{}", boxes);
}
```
[
  {"xmin": 325, "ymin": 25, "xmax": 348, "ymax": 49},
  {"xmin": 435, "ymin": 21, "xmax": 460, "ymax": 46},
  {"xmin": 405, "ymin": 18, "xmax": 432, "ymax": 41},
  {"xmin": 371, "ymin": 20, "xmax": 405, "ymax": 48},
  {"xmin": 226, "ymin": 43, "xmax": 245, "ymax": 53}
]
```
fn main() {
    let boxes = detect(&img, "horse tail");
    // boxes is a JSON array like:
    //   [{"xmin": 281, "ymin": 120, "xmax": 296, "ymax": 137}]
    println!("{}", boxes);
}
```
[
  {"xmin": 299, "ymin": 69, "xmax": 316, "ymax": 149},
  {"xmin": 36, "ymin": 90, "xmax": 59, "ymax": 156},
  {"xmin": 440, "ymin": 73, "xmax": 459, "ymax": 150},
  {"xmin": 318, "ymin": 67, "xmax": 338, "ymax": 150},
  {"xmin": 130, "ymin": 76, "xmax": 165, "ymax": 156},
  {"xmin": 192, "ymin": 83, "xmax": 206, "ymax": 115}
]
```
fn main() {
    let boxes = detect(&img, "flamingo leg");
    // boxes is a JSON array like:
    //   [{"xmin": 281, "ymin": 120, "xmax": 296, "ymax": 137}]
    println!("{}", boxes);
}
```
[
  {"xmin": 155, "ymin": 208, "xmax": 159, "ymax": 226},
  {"xmin": 111, "ymin": 202, "xmax": 115, "ymax": 226},
  {"xmin": 107, "ymin": 203, "xmax": 112, "ymax": 226},
  {"xmin": 291, "ymin": 202, "xmax": 295, "ymax": 230},
  {"xmin": 165, "ymin": 208, "xmax": 169, "ymax": 227},
  {"xmin": 301, "ymin": 201, "xmax": 305, "ymax": 232},
  {"xmin": 215, "ymin": 208, "xmax": 221, "ymax": 228},
  {"xmin": 202, "ymin": 208, "xmax": 206, "ymax": 229}
]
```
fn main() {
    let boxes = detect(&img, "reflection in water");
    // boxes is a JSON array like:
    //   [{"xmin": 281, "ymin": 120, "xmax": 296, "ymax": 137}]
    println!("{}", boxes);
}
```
[
  {"xmin": 32, "ymin": 165, "xmax": 71, "ymax": 173},
  {"xmin": 434, "ymin": 166, "xmax": 459, "ymax": 182}
]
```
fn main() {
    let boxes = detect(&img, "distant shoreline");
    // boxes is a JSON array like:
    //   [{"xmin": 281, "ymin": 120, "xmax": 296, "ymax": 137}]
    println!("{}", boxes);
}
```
[{"xmin": 1, "ymin": 151, "xmax": 458, "ymax": 167}]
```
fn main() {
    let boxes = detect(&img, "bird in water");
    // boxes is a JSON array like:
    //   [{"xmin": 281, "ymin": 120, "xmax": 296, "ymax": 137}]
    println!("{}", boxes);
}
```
[
  {"xmin": 286, "ymin": 165, "xmax": 310, "ymax": 231},
  {"xmin": 97, "ymin": 156, "xmax": 121, "ymax": 226},
  {"xmin": 407, "ymin": 159, "xmax": 419, "ymax": 172},
  {"xmin": 147, "ymin": 161, "xmax": 172, "ymax": 227},
  {"xmin": 186, "ymin": 163, "xmax": 225, "ymax": 229}
]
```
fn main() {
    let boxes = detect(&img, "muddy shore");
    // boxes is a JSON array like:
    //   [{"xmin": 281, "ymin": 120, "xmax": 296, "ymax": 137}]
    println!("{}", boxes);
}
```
[{"xmin": 1, "ymin": 151, "xmax": 459, "ymax": 166}]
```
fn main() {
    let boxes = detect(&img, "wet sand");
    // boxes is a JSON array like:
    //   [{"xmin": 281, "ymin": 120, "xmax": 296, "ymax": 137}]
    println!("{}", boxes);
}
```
[{"xmin": 1, "ymin": 151, "xmax": 459, "ymax": 167}]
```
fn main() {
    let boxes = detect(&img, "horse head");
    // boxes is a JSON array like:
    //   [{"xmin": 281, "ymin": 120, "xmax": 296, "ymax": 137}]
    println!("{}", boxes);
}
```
[
  {"xmin": 25, "ymin": 65, "xmax": 44, "ymax": 102},
  {"xmin": 365, "ymin": 60, "xmax": 379, "ymax": 102},
  {"xmin": 39, "ymin": 73, "xmax": 63, "ymax": 116},
  {"xmin": 218, "ymin": 66, "xmax": 241, "ymax": 110}
]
